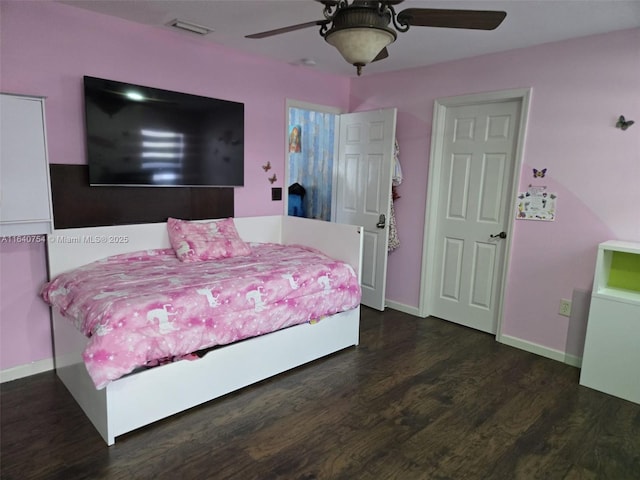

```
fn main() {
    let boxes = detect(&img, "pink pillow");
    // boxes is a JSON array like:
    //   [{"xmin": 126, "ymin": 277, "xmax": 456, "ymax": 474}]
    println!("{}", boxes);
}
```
[{"xmin": 167, "ymin": 217, "xmax": 251, "ymax": 262}]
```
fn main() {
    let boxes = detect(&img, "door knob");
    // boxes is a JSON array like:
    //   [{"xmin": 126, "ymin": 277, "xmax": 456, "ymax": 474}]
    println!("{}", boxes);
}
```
[
  {"xmin": 490, "ymin": 231, "xmax": 507, "ymax": 239},
  {"xmin": 376, "ymin": 214, "xmax": 386, "ymax": 229}
]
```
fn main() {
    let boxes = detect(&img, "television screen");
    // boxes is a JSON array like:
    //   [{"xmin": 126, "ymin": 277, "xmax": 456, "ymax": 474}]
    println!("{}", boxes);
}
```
[{"xmin": 84, "ymin": 76, "xmax": 244, "ymax": 187}]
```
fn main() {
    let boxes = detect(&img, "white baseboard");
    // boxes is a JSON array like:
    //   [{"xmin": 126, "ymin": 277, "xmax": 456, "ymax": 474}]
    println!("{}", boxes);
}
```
[
  {"xmin": 0, "ymin": 358, "xmax": 54, "ymax": 383},
  {"xmin": 498, "ymin": 334, "xmax": 582, "ymax": 368},
  {"xmin": 384, "ymin": 300, "xmax": 422, "ymax": 317},
  {"xmin": 381, "ymin": 305, "xmax": 583, "ymax": 368}
]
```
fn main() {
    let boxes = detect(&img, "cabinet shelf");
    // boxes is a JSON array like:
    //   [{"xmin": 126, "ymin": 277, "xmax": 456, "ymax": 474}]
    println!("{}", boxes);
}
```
[
  {"xmin": 592, "ymin": 241, "xmax": 640, "ymax": 296},
  {"xmin": 593, "ymin": 288, "xmax": 640, "ymax": 305}
]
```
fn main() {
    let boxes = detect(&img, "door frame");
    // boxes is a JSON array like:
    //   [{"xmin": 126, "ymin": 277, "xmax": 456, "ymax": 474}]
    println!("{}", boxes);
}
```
[
  {"xmin": 418, "ymin": 88, "xmax": 532, "ymax": 338},
  {"xmin": 284, "ymin": 99, "xmax": 343, "ymax": 220}
]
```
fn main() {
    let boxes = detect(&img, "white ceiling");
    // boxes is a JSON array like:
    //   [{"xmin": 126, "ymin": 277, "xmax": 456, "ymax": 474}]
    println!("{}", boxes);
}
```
[{"xmin": 59, "ymin": 0, "xmax": 640, "ymax": 77}]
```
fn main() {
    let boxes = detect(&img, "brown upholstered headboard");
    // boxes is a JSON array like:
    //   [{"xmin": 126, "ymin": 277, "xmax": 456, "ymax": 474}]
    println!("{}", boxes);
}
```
[{"xmin": 50, "ymin": 164, "xmax": 234, "ymax": 229}]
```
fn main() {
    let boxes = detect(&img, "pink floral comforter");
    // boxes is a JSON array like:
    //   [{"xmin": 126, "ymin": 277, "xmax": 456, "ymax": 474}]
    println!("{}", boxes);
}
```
[{"xmin": 42, "ymin": 243, "xmax": 361, "ymax": 389}]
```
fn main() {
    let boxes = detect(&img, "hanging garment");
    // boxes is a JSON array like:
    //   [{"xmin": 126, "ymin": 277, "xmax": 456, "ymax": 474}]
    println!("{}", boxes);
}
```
[
  {"xmin": 388, "ymin": 139, "xmax": 402, "ymax": 252},
  {"xmin": 388, "ymin": 200, "xmax": 400, "ymax": 252},
  {"xmin": 392, "ymin": 139, "xmax": 403, "ymax": 187}
]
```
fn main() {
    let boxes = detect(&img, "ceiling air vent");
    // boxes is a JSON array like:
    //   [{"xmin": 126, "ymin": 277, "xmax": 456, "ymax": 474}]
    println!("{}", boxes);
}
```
[{"xmin": 167, "ymin": 19, "xmax": 213, "ymax": 36}]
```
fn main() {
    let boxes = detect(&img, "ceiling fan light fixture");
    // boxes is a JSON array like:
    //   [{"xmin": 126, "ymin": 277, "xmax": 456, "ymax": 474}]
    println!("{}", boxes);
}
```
[
  {"xmin": 245, "ymin": 1, "xmax": 507, "ymax": 76},
  {"xmin": 322, "ymin": 3, "xmax": 398, "ymax": 75},
  {"xmin": 325, "ymin": 26, "xmax": 396, "ymax": 74}
]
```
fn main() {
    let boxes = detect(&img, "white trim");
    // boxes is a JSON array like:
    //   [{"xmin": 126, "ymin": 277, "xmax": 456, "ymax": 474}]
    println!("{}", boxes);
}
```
[
  {"xmin": 419, "ymin": 88, "xmax": 532, "ymax": 340},
  {"xmin": 385, "ymin": 300, "xmax": 422, "ymax": 317},
  {"xmin": 499, "ymin": 334, "xmax": 582, "ymax": 368},
  {"xmin": 331, "ymin": 114, "xmax": 340, "ymax": 222},
  {"xmin": 0, "ymin": 358, "xmax": 54, "ymax": 383}
]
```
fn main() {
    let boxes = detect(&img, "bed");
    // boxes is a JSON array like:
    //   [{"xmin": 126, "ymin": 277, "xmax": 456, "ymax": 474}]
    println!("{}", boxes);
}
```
[{"xmin": 45, "ymin": 215, "xmax": 363, "ymax": 445}]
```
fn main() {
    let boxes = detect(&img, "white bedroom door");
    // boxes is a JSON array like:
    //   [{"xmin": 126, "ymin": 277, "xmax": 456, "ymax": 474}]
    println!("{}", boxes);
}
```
[
  {"xmin": 335, "ymin": 108, "xmax": 397, "ymax": 311},
  {"xmin": 429, "ymin": 99, "xmax": 522, "ymax": 334}
]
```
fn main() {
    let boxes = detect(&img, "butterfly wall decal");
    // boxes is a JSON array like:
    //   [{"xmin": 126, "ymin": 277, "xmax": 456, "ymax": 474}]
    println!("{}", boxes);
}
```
[
  {"xmin": 616, "ymin": 115, "xmax": 635, "ymax": 131},
  {"xmin": 533, "ymin": 168, "xmax": 547, "ymax": 178},
  {"xmin": 268, "ymin": 174, "xmax": 277, "ymax": 184},
  {"xmin": 262, "ymin": 161, "xmax": 271, "ymax": 172}
]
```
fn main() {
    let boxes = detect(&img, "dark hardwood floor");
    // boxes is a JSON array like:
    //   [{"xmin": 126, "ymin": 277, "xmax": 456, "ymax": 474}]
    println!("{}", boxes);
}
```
[{"xmin": 2, "ymin": 307, "xmax": 639, "ymax": 479}]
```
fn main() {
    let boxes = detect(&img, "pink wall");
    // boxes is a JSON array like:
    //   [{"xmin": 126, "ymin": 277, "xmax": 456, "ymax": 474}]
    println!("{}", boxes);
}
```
[
  {"xmin": 0, "ymin": 242, "xmax": 51, "ymax": 368},
  {"xmin": 352, "ymin": 28, "xmax": 640, "ymax": 356},
  {"xmin": 0, "ymin": 0, "xmax": 349, "ymax": 371}
]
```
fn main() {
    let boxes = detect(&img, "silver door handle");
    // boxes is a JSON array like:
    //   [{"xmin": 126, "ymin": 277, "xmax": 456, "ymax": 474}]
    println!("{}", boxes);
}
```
[{"xmin": 376, "ymin": 214, "xmax": 386, "ymax": 229}]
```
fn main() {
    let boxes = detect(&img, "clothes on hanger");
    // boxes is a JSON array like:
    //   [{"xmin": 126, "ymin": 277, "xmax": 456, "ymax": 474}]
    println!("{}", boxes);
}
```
[{"xmin": 388, "ymin": 139, "xmax": 402, "ymax": 252}]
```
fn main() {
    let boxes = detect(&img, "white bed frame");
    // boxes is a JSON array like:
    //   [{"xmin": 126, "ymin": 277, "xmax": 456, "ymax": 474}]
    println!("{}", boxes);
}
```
[{"xmin": 47, "ymin": 215, "xmax": 362, "ymax": 445}]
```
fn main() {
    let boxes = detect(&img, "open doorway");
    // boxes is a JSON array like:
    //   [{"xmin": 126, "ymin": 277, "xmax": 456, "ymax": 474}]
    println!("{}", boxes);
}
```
[
  {"xmin": 285, "ymin": 100, "xmax": 398, "ymax": 310},
  {"xmin": 285, "ymin": 100, "xmax": 341, "ymax": 221}
]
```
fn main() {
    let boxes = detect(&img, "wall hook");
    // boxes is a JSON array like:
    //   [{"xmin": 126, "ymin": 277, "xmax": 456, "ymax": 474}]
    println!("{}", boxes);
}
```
[{"xmin": 616, "ymin": 115, "xmax": 635, "ymax": 131}]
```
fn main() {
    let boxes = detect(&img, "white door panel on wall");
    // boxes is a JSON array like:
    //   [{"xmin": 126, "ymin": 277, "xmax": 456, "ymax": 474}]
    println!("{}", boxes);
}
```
[
  {"xmin": 430, "ymin": 99, "xmax": 522, "ymax": 333},
  {"xmin": 336, "ymin": 108, "xmax": 397, "ymax": 311},
  {"xmin": 0, "ymin": 93, "xmax": 53, "ymax": 236}
]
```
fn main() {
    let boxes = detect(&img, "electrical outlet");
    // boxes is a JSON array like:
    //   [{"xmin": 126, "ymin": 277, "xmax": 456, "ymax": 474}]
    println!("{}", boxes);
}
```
[{"xmin": 559, "ymin": 298, "xmax": 572, "ymax": 317}]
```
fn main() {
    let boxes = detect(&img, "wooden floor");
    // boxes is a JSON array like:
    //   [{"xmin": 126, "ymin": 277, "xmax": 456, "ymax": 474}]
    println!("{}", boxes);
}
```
[{"xmin": 2, "ymin": 307, "xmax": 639, "ymax": 480}]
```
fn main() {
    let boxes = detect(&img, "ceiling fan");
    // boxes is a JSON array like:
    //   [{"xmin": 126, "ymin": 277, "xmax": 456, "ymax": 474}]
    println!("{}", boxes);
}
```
[{"xmin": 246, "ymin": 0, "xmax": 507, "ymax": 75}]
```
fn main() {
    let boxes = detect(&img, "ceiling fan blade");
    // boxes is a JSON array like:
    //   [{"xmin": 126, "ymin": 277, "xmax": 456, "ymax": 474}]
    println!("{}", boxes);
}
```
[
  {"xmin": 352, "ymin": 0, "xmax": 405, "ymax": 4},
  {"xmin": 245, "ymin": 20, "xmax": 327, "ymax": 39},
  {"xmin": 372, "ymin": 47, "xmax": 389, "ymax": 62},
  {"xmin": 397, "ymin": 8, "xmax": 506, "ymax": 31}
]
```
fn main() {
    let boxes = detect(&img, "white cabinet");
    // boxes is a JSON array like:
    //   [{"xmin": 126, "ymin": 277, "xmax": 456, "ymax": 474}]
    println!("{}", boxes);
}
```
[
  {"xmin": 0, "ymin": 93, "xmax": 53, "ymax": 236},
  {"xmin": 579, "ymin": 240, "xmax": 640, "ymax": 404}
]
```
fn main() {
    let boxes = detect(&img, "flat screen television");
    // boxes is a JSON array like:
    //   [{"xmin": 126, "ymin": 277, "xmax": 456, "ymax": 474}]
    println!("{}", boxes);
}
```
[{"xmin": 84, "ymin": 76, "xmax": 244, "ymax": 187}]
